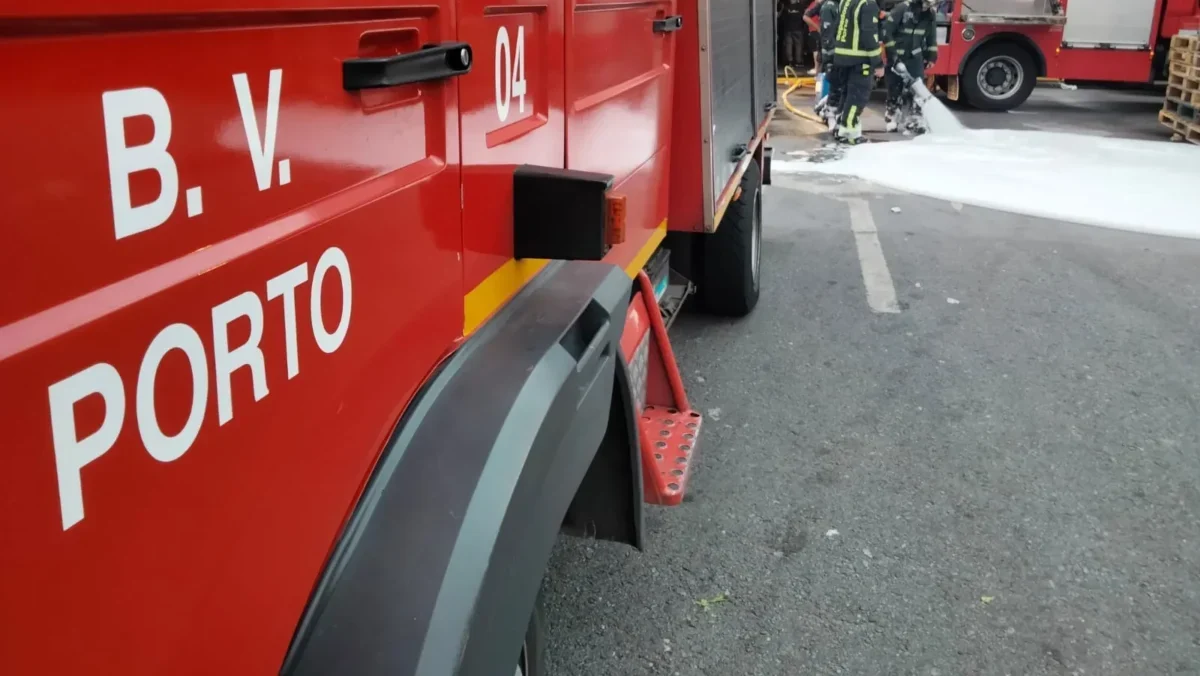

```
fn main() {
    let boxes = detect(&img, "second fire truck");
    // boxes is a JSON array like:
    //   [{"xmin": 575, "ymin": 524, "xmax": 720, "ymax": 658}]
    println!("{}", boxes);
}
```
[{"xmin": 927, "ymin": 0, "xmax": 1200, "ymax": 109}]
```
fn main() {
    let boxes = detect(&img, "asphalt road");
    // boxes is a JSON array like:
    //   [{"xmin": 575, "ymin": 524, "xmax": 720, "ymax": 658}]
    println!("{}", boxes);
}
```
[{"xmin": 541, "ymin": 96, "xmax": 1200, "ymax": 675}]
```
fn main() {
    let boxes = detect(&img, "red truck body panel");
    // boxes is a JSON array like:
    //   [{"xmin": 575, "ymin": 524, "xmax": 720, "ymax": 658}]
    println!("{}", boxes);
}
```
[
  {"xmin": 0, "ymin": 0, "xmax": 772, "ymax": 670},
  {"xmin": 0, "ymin": 0, "xmax": 684, "ymax": 672},
  {"xmin": 0, "ymin": 3, "xmax": 467, "ymax": 673}
]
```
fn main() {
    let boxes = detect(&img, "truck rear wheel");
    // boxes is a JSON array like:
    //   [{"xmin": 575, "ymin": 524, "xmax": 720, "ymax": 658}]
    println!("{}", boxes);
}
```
[
  {"xmin": 961, "ymin": 41, "xmax": 1037, "ymax": 111},
  {"xmin": 701, "ymin": 159, "xmax": 763, "ymax": 316}
]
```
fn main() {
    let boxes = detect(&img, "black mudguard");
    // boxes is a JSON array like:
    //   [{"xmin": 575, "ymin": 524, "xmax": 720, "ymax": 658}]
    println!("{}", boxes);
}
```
[{"xmin": 282, "ymin": 261, "xmax": 633, "ymax": 676}]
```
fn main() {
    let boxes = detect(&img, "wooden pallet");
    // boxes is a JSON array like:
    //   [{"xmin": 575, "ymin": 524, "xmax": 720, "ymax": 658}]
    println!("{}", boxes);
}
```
[
  {"xmin": 1162, "ymin": 36, "xmax": 1200, "ymax": 144},
  {"xmin": 1170, "ymin": 46, "xmax": 1198, "ymax": 67},
  {"xmin": 1159, "ymin": 110, "xmax": 1200, "ymax": 145},
  {"xmin": 1163, "ymin": 97, "xmax": 1198, "ymax": 122},
  {"xmin": 1171, "ymin": 34, "xmax": 1199, "ymax": 53},
  {"xmin": 1169, "ymin": 60, "xmax": 1200, "ymax": 79}
]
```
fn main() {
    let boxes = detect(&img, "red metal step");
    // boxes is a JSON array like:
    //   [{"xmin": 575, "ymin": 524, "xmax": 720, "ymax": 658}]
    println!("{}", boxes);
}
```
[
  {"xmin": 622, "ymin": 271, "xmax": 703, "ymax": 506},
  {"xmin": 640, "ymin": 405, "xmax": 702, "ymax": 505}
]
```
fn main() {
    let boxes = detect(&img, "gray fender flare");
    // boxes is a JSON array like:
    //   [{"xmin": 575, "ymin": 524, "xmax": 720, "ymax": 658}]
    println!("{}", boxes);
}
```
[{"xmin": 282, "ymin": 261, "xmax": 633, "ymax": 676}]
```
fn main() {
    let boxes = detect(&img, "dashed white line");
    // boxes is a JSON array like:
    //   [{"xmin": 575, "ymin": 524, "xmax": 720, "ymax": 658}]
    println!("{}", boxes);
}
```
[{"xmin": 846, "ymin": 198, "xmax": 900, "ymax": 314}]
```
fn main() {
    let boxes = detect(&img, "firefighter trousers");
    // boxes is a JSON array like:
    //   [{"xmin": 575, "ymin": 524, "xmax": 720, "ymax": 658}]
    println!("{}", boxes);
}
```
[
  {"xmin": 836, "ymin": 63, "xmax": 873, "ymax": 133},
  {"xmin": 826, "ymin": 62, "xmax": 848, "ymax": 114}
]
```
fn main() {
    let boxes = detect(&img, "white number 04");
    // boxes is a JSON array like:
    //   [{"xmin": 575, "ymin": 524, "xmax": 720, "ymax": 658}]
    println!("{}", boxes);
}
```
[{"xmin": 494, "ymin": 25, "xmax": 527, "ymax": 122}]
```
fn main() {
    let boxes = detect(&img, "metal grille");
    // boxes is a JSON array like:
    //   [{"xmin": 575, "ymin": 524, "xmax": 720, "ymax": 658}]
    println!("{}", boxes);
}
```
[{"xmin": 629, "ymin": 333, "xmax": 650, "ymax": 414}]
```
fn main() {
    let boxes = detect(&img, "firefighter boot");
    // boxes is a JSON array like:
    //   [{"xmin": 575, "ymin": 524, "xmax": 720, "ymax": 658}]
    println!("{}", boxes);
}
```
[
  {"xmin": 836, "ymin": 124, "xmax": 866, "ymax": 145},
  {"xmin": 905, "ymin": 113, "xmax": 927, "ymax": 135},
  {"xmin": 884, "ymin": 104, "xmax": 900, "ymax": 132}
]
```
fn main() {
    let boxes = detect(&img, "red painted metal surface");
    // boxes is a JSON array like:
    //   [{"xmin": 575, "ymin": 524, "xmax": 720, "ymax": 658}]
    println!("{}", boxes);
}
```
[
  {"xmin": 620, "ymin": 272, "xmax": 700, "ymax": 505},
  {"xmin": 666, "ymin": 0, "xmax": 706, "ymax": 233},
  {"xmin": 0, "ymin": 0, "xmax": 720, "ymax": 671},
  {"xmin": 566, "ymin": 0, "xmax": 676, "ymax": 252},
  {"xmin": 460, "ymin": 0, "xmax": 567, "ymax": 293},
  {"xmin": 0, "ymin": 3, "xmax": 466, "ymax": 674}
]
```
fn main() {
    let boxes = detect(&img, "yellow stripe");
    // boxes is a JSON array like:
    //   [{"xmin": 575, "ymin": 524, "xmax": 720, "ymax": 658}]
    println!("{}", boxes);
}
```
[
  {"xmin": 624, "ymin": 219, "xmax": 668, "ymax": 277},
  {"xmin": 462, "ymin": 219, "xmax": 668, "ymax": 335},
  {"xmin": 464, "ymin": 258, "xmax": 549, "ymax": 335}
]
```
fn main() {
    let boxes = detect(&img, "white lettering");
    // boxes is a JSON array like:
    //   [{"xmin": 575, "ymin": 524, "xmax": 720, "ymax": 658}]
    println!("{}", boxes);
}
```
[
  {"xmin": 310, "ymin": 247, "xmax": 352, "ymax": 354},
  {"xmin": 136, "ymin": 323, "xmax": 208, "ymax": 462},
  {"xmin": 233, "ymin": 69, "xmax": 284, "ymax": 191},
  {"xmin": 102, "ymin": 87, "xmax": 179, "ymax": 239},
  {"xmin": 494, "ymin": 26, "xmax": 529, "ymax": 123},
  {"xmin": 212, "ymin": 291, "xmax": 269, "ymax": 425},
  {"xmin": 495, "ymin": 27, "xmax": 511, "ymax": 122},
  {"xmin": 49, "ymin": 363, "xmax": 125, "ymax": 530},
  {"xmin": 267, "ymin": 263, "xmax": 309, "ymax": 379},
  {"xmin": 44, "ymin": 247, "xmax": 353, "ymax": 529}
]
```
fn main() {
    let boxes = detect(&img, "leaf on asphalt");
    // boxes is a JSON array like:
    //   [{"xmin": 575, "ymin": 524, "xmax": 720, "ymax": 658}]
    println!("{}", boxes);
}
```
[
  {"xmin": 696, "ymin": 592, "xmax": 730, "ymax": 611},
  {"xmin": 981, "ymin": 596, "xmax": 995, "ymax": 605}
]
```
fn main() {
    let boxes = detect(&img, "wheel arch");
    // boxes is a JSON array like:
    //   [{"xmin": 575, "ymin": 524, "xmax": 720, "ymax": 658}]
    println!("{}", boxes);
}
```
[
  {"xmin": 280, "ymin": 260, "xmax": 638, "ymax": 676},
  {"xmin": 958, "ymin": 31, "xmax": 1047, "ymax": 78}
]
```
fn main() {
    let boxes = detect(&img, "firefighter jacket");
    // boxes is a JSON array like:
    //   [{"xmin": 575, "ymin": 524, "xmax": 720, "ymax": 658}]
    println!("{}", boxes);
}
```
[
  {"xmin": 832, "ymin": 0, "xmax": 883, "ymax": 67},
  {"xmin": 883, "ymin": 0, "xmax": 938, "ymax": 64},
  {"xmin": 805, "ymin": 0, "xmax": 840, "ymax": 60}
]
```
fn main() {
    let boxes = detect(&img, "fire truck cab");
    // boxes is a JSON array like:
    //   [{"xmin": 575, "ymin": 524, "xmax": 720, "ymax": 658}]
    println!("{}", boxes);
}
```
[
  {"xmin": 0, "ymin": 0, "xmax": 776, "ymax": 673},
  {"xmin": 927, "ymin": 0, "xmax": 1200, "ymax": 109}
]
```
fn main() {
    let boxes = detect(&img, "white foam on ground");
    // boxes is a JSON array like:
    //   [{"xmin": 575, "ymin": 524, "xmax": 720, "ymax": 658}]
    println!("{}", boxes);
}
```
[{"xmin": 776, "ymin": 108, "xmax": 1200, "ymax": 239}]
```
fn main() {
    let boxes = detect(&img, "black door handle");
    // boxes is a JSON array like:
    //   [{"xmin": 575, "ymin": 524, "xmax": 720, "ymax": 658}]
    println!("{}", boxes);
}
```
[
  {"xmin": 653, "ymin": 15, "xmax": 683, "ymax": 33},
  {"xmin": 343, "ymin": 42, "xmax": 473, "ymax": 91}
]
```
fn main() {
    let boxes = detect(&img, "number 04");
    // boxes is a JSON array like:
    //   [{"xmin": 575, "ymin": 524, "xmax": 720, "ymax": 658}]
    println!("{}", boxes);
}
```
[{"xmin": 494, "ymin": 25, "xmax": 527, "ymax": 123}]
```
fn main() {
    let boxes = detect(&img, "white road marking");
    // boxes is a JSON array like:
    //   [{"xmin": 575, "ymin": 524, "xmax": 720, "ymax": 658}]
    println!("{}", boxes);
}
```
[{"xmin": 847, "ymin": 198, "xmax": 900, "ymax": 314}]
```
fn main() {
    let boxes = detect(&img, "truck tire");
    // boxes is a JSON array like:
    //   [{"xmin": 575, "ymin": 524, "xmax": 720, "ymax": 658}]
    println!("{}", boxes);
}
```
[
  {"xmin": 517, "ymin": 593, "xmax": 546, "ymax": 676},
  {"xmin": 961, "ymin": 41, "xmax": 1037, "ymax": 111},
  {"xmin": 701, "ymin": 159, "xmax": 763, "ymax": 316}
]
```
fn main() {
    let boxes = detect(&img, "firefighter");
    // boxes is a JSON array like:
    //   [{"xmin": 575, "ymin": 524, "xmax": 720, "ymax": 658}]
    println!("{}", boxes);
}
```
[
  {"xmin": 779, "ymin": 0, "xmax": 810, "ymax": 70},
  {"xmin": 831, "ymin": 0, "xmax": 884, "ymax": 144},
  {"xmin": 805, "ymin": 0, "xmax": 841, "ymax": 126},
  {"xmin": 883, "ymin": 0, "xmax": 939, "ymax": 132}
]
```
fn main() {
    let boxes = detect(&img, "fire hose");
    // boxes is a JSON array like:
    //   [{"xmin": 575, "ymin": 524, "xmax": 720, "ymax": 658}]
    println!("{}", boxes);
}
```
[{"xmin": 777, "ymin": 65, "xmax": 826, "ymax": 125}]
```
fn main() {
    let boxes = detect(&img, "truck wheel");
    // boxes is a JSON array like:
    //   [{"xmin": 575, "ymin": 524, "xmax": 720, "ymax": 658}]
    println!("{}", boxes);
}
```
[
  {"xmin": 961, "ymin": 41, "xmax": 1037, "ymax": 111},
  {"xmin": 701, "ymin": 159, "xmax": 763, "ymax": 316},
  {"xmin": 517, "ymin": 593, "xmax": 546, "ymax": 676}
]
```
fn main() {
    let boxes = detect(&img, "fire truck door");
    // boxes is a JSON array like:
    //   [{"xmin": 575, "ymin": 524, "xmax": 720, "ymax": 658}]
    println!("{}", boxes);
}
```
[
  {"xmin": 0, "ymin": 3, "xmax": 463, "ymax": 673},
  {"xmin": 459, "ymin": 0, "xmax": 568, "ymax": 333}
]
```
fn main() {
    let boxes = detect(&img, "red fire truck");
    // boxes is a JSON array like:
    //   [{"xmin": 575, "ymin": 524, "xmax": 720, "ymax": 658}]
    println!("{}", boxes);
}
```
[
  {"xmin": 927, "ymin": 0, "xmax": 1200, "ymax": 110},
  {"xmin": 0, "ymin": 0, "xmax": 775, "ymax": 673}
]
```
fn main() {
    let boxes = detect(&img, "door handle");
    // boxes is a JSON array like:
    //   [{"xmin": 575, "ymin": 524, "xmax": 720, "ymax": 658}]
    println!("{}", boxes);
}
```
[
  {"xmin": 343, "ymin": 42, "xmax": 473, "ymax": 91},
  {"xmin": 653, "ymin": 15, "xmax": 684, "ymax": 33},
  {"xmin": 559, "ymin": 300, "xmax": 613, "ymax": 376}
]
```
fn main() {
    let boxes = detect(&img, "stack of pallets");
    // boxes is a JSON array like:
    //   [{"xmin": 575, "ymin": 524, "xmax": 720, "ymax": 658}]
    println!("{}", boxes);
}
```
[{"xmin": 1161, "ymin": 34, "xmax": 1200, "ymax": 145}]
